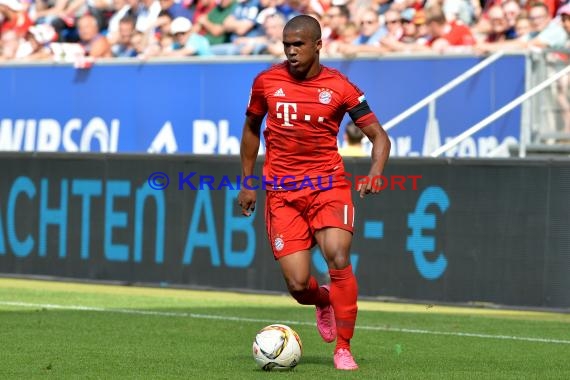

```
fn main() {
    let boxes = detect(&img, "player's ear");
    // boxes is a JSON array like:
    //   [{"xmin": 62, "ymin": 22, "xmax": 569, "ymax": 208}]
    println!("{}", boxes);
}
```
[{"xmin": 315, "ymin": 38, "xmax": 322, "ymax": 52}]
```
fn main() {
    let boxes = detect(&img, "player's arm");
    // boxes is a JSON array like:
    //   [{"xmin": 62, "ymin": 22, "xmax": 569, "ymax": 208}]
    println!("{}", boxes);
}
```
[
  {"xmin": 359, "ymin": 121, "xmax": 391, "ymax": 198},
  {"xmin": 238, "ymin": 114, "xmax": 264, "ymax": 216},
  {"xmin": 347, "ymin": 97, "xmax": 391, "ymax": 198},
  {"xmin": 344, "ymin": 79, "xmax": 391, "ymax": 197}
]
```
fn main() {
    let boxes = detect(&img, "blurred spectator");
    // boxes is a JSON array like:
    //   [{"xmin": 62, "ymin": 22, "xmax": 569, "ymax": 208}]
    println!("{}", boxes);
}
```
[
  {"xmin": 88, "ymin": 0, "xmax": 117, "ymax": 28},
  {"xmin": 265, "ymin": 0, "xmax": 291, "ymax": 18},
  {"xmin": 442, "ymin": 0, "xmax": 476, "ymax": 26},
  {"xmin": 163, "ymin": 16, "xmax": 211, "ymax": 56},
  {"xmin": 15, "ymin": 23, "xmax": 56, "ymax": 59},
  {"xmin": 134, "ymin": 0, "xmax": 161, "ymax": 34},
  {"xmin": 380, "ymin": 7, "xmax": 428, "ymax": 52},
  {"xmin": 339, "ymin": 121, "xmax": 367, "ymax": 156},
  {"xmin": 33, "ymin": 0, "xmax": 95, "ymax": 43},
  {"xmin": 355, "ymin": 7, "xmax": 383, "ymax": 41},
  {"xmin": 1, "ymin": 0, "xmax": 33, "ymax": 59},
  {"xmin": 413, "ymin": 8, "xmax": 429, "ymax": 44},
  {"xmin": 387, "ymin": 0, "xmax": 409, "ymax": 13},
  {"xmin": 106, "ymin": 0, "xmax": 136, "ymax": 43},
  {"xmin": 0, "ymin": 0, "xmax": 566, "ymax": 63},
  {"xmin": 210, "ymin": 0, "xmax": 262, "ymax": 55},
  {"xmin": 373, "ymin": 0, "xmax": 394, "ymax": 16},
  {"xmin": 191, "ymin": 0, "xmax": 215, "ymax": 29},
  {"xmin": 560, "ymin": 3, "xmax": 570, "ymax": 43},
  {"xmin": 111, "ymin": 14, "xmax": 136, "ymax": 56},
  {"xmin": 527, "ymin": 2, "xmax": 557, "ymax": 40},
  {"xmin": 108, "ymin": 0, "xmax": 160, "ymax": 43},
  {"xmin": 0, "ymin": 0, "xmax": 32, "ymax": 35},
  {"xmin": 336, "ymin": 7, "xmax": 386, "ymax": 56},
  {"xmin": 149, "ymin": 8, "xmax": 173, "ymax": 51},
  {"xmin": 399, "ymin": 8, "xmax": 419, "ymax": 43},
  {"xmin": 195, "ymin": 0, "xmax": 236, "ymax": 46},
  {"xmin": 231, "ymin": 10, "xmax": 285, "ymax": 55},
  {"xmin": 321, "ymin": 4, "xmax": 349, "ymax": 45},
  {"xmin": 484, "ymin": 5, "xmax": 516, "ymax": 42},
  {"xmin": 285, "ymin": 0, "xmax": 324, "ymax": 19},
  {"xmin": 476, "ymin": 2, "xmax": 567, "ymax": 51},
  {"xmin": 425, "ymin": 5, "xmax": 476, "ymax": 52},
  {"xmin": 77, "ymin": 13, "xmax": 111, "ymax": 57},
  {"xmin": 154, "ymin": 7, "xmax": 173, "ymax": 35},
  {"xmin": 502, "ymin": 0, "xmax": 522, "ymax": 34},
  {"xmin": 131, "ymin": 29, "xmax": 148, "ymax": 55},
  {"xmin": 324, "ymin": 20, "xmax": 358, "ymax": 55},
  {"xmin": 382, "ymin": 9, "xmax": 404, "ymax": 39},
  {"xmin": 516, "ymin": 2, "xmax": 566, "ymax": 46},
  {"xmin": 158, "ymin": 0, "xmax": 192, "ymax": 20},
  {"xmin": 530, "ymin": 0, "xmax": 563, "ymax": 19},
  {"xmin": 377, "ymin": 8, "xmax": 406, "ymax": 47},
  {"xmin": 515, "ymin": 13, "xmax": 531, "ymax": 38}
]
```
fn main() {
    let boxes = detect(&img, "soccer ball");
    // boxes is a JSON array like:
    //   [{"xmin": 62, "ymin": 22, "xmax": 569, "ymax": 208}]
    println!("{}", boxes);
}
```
[{"xmin": 252, "ymin": 324, "xmax": 302, "ymax": 371}]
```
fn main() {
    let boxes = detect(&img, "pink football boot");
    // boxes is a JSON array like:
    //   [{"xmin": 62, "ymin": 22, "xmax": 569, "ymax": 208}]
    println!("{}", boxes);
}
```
[
  {"xmin": 334, "ymin": 348, "xmax": 359, "ymax": 370},
  {"xmin": 315, "ymin": 285, "xmax": 336, "ymax": 343}
]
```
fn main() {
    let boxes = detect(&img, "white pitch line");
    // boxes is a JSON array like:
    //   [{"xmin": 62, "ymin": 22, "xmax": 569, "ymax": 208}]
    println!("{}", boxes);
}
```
[{"xmin": 2, "ymin": 301, "xmax": 570, "ymax": 345}]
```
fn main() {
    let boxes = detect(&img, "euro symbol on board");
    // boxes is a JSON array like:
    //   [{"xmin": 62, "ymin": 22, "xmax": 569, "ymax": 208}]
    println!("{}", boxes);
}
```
[{"xmin": 406, "ymin": 186, "xmax": 449, "ymax": 280}]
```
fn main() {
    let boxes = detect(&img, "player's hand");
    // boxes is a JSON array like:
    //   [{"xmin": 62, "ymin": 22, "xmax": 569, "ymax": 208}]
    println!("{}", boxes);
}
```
[
  {"xmin": 357, "ymin": 175, "xmax": 383, "ymax": 199},
  {"xmin": 237, "ymin": 189, "xmax": 256, "ymax": 216}
]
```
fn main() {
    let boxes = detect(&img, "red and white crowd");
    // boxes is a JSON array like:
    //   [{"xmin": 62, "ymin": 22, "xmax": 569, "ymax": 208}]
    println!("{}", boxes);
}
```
[{"xmin": 0, "ymin": 0, "xmax": 569, "ymax": 62}]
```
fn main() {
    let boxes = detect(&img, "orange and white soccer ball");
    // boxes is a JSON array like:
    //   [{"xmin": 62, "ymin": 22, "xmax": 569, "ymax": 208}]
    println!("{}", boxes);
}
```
[{"xmin": 252, "ymin": 324, "xmax": 302, "ymax": 371}]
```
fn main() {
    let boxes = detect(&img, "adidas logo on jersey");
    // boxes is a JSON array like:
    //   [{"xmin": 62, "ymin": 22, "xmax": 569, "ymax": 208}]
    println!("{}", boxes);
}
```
[{"xmin": 273, "ymin": 88, "xmax": 286, "ymax": 97}]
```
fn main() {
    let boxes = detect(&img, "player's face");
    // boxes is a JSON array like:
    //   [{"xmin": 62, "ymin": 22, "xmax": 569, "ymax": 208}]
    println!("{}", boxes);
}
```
[{"xmin": 283, "ymin": 27, "xmax": 322, "ymax": 78}]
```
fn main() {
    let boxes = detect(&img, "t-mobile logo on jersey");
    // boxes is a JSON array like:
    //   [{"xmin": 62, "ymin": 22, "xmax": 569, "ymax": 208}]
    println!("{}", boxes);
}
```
[
  {"xmin": 276, "ymin": 102, "xmax": 325, "ymax": 127},
  {"xmin": 276, "ymin": 102, "xmax": 297, "ymax": 127}
]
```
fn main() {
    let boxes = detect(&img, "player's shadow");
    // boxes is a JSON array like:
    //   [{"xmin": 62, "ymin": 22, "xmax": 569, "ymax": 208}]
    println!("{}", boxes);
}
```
[
  {"xmin": 297, "ymin": 354, "xmax": 330, "ymax": 366},
  {"xmin": 233, "ymin": 353, "xmax": 330, "ymax": 368}
]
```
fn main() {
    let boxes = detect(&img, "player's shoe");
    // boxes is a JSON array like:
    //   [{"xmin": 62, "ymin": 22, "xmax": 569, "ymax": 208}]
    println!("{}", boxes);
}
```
[
  {"xmin": 334, "ymin": 348, "xmax": 359, "ymax": 370},
  {"xmin": 315, "ymin": 285, "xmax": 336, "ymax": 343}
]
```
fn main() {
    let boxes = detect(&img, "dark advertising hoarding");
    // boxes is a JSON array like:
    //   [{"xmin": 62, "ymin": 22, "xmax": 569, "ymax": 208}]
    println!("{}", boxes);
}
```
[{"xmin": 0, "ymin": 154, "xmax": 568, "ymax": 309}]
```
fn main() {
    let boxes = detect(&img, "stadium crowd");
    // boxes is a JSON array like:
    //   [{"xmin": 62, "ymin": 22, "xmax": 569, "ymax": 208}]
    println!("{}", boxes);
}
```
[{"xmin": 0, "ymin": 0, "xmax": 568, "ymax": 62}]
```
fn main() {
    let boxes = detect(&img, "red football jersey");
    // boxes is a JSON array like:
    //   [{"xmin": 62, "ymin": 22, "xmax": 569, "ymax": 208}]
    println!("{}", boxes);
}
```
[
  {"xmin": 246, "ymin": 62, "xmax": 378, "ymax": 189},
  {"xmin": 427, "ymin": 22, "xmax": 475, "ymax": 47},
  {"xmin": 0, "ymin": 13, "xmax": 32, "ymax": 38}
]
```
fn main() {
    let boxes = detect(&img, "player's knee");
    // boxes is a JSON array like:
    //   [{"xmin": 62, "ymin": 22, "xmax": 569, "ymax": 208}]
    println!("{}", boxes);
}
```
[
  {"xmin": 327, "ymin": 251, "xmax": 351, "ymax": 270},
  {"xmin": 285, "ymin": 277, "xmax": 310, "ymax": 298}
]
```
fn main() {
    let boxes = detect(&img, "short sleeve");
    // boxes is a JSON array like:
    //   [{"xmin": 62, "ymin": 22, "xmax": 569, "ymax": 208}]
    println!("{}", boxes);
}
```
[
  {"xmin": 246, "ymin": 74, "xmax": 268, "ymax": 117},
  {"xmin": 343, "ymin": 79, "xmax": 379, "ymax": 128},
  {"xmin": 342, "ymin": 78, "xmax": 366, "ymax": 111}
]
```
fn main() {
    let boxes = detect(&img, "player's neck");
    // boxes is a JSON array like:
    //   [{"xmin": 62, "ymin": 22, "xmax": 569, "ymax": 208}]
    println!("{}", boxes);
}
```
[
  {"xmin": 289, "ymin": 63, "xmax": 323, "ymax": 81},
  {"xmin": 307, "ymin": 64, "xmax": 323, "ymax": 79}
]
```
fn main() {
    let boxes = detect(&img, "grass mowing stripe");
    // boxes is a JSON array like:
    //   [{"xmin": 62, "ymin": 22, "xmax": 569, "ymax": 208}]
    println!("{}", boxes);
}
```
[
  {"xmin": 3, "ymin": 278, "xmax": 570, "ymax": 321},
  {"xmin": 3, "ymin": 300, "xmax": 570, "ymax": 345}
]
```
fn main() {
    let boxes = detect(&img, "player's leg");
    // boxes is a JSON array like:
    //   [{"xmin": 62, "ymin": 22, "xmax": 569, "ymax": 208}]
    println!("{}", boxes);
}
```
[
  {"xmin": 278, "ymin": 252, "xmax": 336, "ymax": 343},
  {"xmin": 310, "ymin": 185, "xmax": 359, "ymax": 370},
  {"xmin": 278, "ymin": 250, "xmax": 329, "ymax": 306},
  {"xmin": 314, "ymin": 227, "xmax": 359, "ymax": 370},
  {"xmin": 266, "ymin": 191, "xmax": 334, "ymax": 342}
]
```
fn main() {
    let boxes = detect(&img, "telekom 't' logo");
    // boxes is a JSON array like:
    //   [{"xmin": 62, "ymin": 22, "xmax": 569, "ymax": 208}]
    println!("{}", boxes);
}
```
[{"xmin": 276, "ymin": 102, "xmax": 297, "ymax": 126}]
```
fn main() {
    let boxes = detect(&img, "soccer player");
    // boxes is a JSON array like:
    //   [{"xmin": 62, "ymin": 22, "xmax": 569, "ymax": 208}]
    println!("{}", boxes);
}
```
[{"xmin": 238, "ymin": 15, "xmax": 390, "ymax": 370}]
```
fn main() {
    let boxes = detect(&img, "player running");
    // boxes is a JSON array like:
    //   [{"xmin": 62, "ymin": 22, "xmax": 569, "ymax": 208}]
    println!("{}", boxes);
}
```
[{"xmin": 238, "ymin": 15, "xmax": 390, "ymax": 370}]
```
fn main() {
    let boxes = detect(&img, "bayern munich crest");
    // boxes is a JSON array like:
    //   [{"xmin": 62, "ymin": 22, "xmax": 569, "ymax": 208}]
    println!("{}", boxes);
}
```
[
  {"xmin": 318, "ymin": 89, "xmax": 332, "ymax": 104},
  {"xmin": 274, "ymin": 236, "xmax": 285, "ymax": 251}
]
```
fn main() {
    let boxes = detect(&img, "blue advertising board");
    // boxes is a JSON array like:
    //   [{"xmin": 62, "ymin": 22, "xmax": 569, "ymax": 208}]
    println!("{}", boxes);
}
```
[{"xmin": 0, "ymin": 55, "xmax": 525, "ymax": 156}]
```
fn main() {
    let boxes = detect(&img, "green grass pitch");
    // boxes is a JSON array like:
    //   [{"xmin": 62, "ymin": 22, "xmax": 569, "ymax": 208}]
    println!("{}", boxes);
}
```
[{"xmin": 1, "ymin": 278, "xmax": 569, "ymax": 379}]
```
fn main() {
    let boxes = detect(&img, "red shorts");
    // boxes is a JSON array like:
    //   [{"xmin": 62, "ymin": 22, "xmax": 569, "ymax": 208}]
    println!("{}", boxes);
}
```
[{"xmin": 265, "ymin": 184, "xmax": 354, "ymax": 260}]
